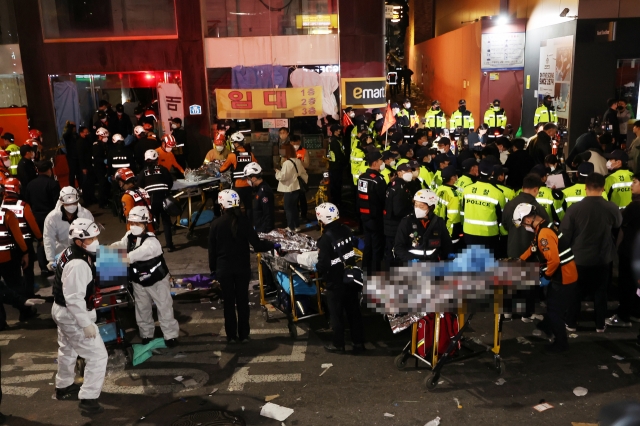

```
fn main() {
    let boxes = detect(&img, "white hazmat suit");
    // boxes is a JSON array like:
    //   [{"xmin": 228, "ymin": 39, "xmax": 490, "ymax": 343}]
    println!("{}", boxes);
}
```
[{"xmin": 44, "ymin": 206, "xmax": 94, "ymax": 263}]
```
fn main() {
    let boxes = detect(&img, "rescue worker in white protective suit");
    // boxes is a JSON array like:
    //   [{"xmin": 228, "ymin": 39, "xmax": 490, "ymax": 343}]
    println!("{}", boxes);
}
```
[
  {"xmin": 110, "ymin": 206, "xmax": 179, "ymax": 346},
  {"xmin": 52, "ymin": 218, "xmax": 107, "ymax": 414},
  {"xmin": 43, "ymin": 186, "xmax": 94, "ymax": 271}
]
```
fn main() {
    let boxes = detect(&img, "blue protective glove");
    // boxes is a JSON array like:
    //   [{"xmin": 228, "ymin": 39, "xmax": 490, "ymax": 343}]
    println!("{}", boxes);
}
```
[
  {"xmin": 447, "ymin": 253, "xmax": 456, "ymax": 260},
  {"xmin": 273, "ymin": 243, "xmax": 282, "ymax": 256},
  {"xmin": 540, "ymin": 276, "xmax": 551, "ymax": 287}
]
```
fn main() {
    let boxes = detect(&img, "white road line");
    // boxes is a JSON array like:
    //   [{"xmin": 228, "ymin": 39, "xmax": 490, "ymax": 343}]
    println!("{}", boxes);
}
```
[
  {"xmin": 150, "ymin": 352, "xmax": 221, "ymax": 364},
  {"xmin": 219, "ymin": 326, "xmax": 306, "ymax": 337},
  {"xmin": 102, "ymin": 368, "xmax": 209, "ymax": 395},
  {"xmin": 376, "ymin": 341, "xmax": 388, "ymax": 348},
  {"xmin": 2, "ymin": 364, "xmax": 58, "ymax": 372},
  {"xmin": 188, "ymin": 312, "xmax": 224, "ymax": 325},
  {"xmin": 2, "ymin": 386, "xmax": 39, "ymax": 397},
  {"xmin": 239, "ymin": 341, "xmax": 307, "ymax": 364},
  {"xmin": 228, "ymin": 367, "xmax": 301, "ymax": 391},
  {"xmin": 0, "ymin": 334, "xmax": 22, "ymax": 340},
  {"xmin": 2, "ymin": 372, "xmax": 54, "ymax": 384}
]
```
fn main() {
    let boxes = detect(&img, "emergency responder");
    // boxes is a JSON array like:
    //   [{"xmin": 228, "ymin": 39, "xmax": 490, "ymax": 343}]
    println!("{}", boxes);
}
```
[
  {"xmin": 2, "ymin": 178, "xmax": 41, "ymax": 298},
  {"xmin": 316, "ymin": 202, "xmax": 364, "ymax": 354},
  {"xmin": 170, "ymin": 117, "xmax": 187, "ymax": 169},
  {"xmin": 431, "ymin": 154, "xmax": 450, "ymax": 190},
  {"xmin": 402, "ymin": 98, "xmax": 419, "ymax": 130},
  {"xmin": 292, "ymin": 135, "xmax": 310, "ymax": 221},
  {"xmin": 514, "ymin": 203, "xmax": 578, "ymax": 353},
  {"xmin": 137, "ymin": 150, "xmax": 175, "ymax": 252},
  {"xmin": 415, "ymin": 147, "xmax": 434, "ymax": 185},
  {"xmin": 457, "ymin": 158, "xmax": 478, "ymax": 195},
  {"xmin": 327, "ymin": 124, "xmax": 346, "ymax": 208},
  {"xmin": 529, "ymin": 164, "xmax": 562, "ymax": 223},
  {"xmin": 395, "ymin": 189, "xmax": 453, "ymax": 263},
  {"xmin": 1, "ymin": 133, "xmax": 20, "ymax": 176},
  {"xmin": 358, "ymin": 150, "xmax": 387, "ymax": 273},
  {"xmin": 434, "ymin": 166, "xmax": 463, "ymax": 245},
  {"xmin": 17, "ymin": 144, "xmax": 37, "ymax": 191},
  {"xmin": 43, "ymin": 187, "xmax": 94, "ymax": 271},
  {"xmin": 562, "ymin": 173, "xmax": 622, "ymax": 333},
  {"xmin": 436, "ymin": 137, "xmax": 457, "ymax": 168},
  {"xmin": 396, "ymin": 144, "xmax": 413, "ymax": 168},
  {"xmin": 560, "ymin": 162, "xmax": 607, "ymax": 219},
  {"xmin": 351, "ymin": 122, "xmax": 368, "ymax": 153},
  {"xmin": 350, "ymin": 133, "xmax": 367, "ymax": 185},
  {"xmin": 392, "ymin": 102, "xmax": 409, "ymax": 129},
  {"xmin": 492, "ymin": 165, "xmax": 515, "ymax": 202},
  {"xmin": 156, "ymin": 134, "xmax": 184, "ymax": 175},
  {"xmin": 28, "ymin": 129, "xmax": 44, "ymax": 162},
  {"xmin": 111, "ymin": 206, "xmax": 179, "ymax": 346},
  {"xmin": 244, "ymin": 162, "xmax": 274, "ymax": 233},
  {"xmin": 604, "ymin": 149, "xmax": 634, "ymax": 209},
  {"xmin": 52, "ymin": 219, "xmax": 107, "ymax": 414},
  {"xmin": 534, "ymin": 95, "xmax": 558, "ymax": 127},
  {"xmin": 220, "ymin": 132, "xmax": 258, "ymax": 220},
  {"xmin": 383, "ymin": 164, "xmax": 413, "ymax": 269},
  {"xmin": 203, "ymin": 136, "xmax": 230, "ymax": 166},
  {"xmin": 370, "ymin": 109, "xmax": 383, "ymax": 136},
  {"xmin": 106, "ymin": 134, "xmax": 134, "ymax": 178},
  {"xmin": 380, "ymin": 151, "xmax": 397, "ymax": 183},
  {"xmin": 450, "ymin": 99, "xmax": 475, "ymax": 139},
  {"xmin": 461, "ymin": 160, "xmax": 506, "ymax": 253},
  {"xmin": 424, "ymin": 100, "xmax": 446, "ymax": 138},
  {"xmin": 0, "ymin": 150, "xmax": 11, "ymax": 184},
  {"xmin": 93, "ymin": 127, "xmax": 111, "ymax": 208},
  {"xmin": 114, "ymin": 168, "xmax": 152, "ymax": 231},
  {"xmin": 93, "ymin": 110, "xmax": 117, "ymax": 141},
  {"xmin": 133, "ymin": 125, "xmax": 155, "ymax": 169},
  {"xmin": 484, "ymin": 99, "xmax": 507, "ymax": 139},
  {"xmin": 209, "ymin": 190, "xmax": 275, "ymax": 343}
]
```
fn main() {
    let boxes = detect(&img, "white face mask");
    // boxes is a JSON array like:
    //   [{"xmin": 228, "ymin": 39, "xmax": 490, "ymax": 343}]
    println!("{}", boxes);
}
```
[
  {"xmin": 165, "ymin": 147, "xmax": 172, "ymax": 152},
  {"xmin": 402, "ymin": 173, "xmax": 412, "ymax": 182},
  {"xmin": 550, "ymin": 166, "xmax": 556, "ymax": 172},
  {"xmin": 379, "ymin": 163, "xmax": 386, "ymax": 171},
  {"xmin": 100, "ymin": 118, "xmax": 107, "ymax": 123},
  {"xmin": 415, "ymin": 207, "xmax": 428, "ymax": 218},
  {"xmin": 215, "ymin": 145, "xmax": 224, "ymax": 152},
  {"xmin": 130, "ymin": 225, "xmax": 145, "ymax": 236},
  {"xmin": 420, "ymin": 140, "xmax": 429, "ymax": 146},
  {"xmin": 349, "ymin": 112, "xmax": 355, "ymax": 118},
  {"xmin": 83, "ymin": 240, "xmax": 99, "ymax": 253},
  {"xmin": 392, "ymin": 108, "xmax": 400, "ymax": 115},
  {"xmin": 63, "ymin": 204, "xmax": 78, "ymax": 213},
  {"xmin": 404, "ymin": 103, "xmax": 411, "ymax": 109},
  {"xmin": 606, "ymin": 160, "xmax": 613, "ymax": 170},
  {"xmin": 292, "ymin": 145, "xmax": 300, "ymax": 151},
  {"xmin": 390, "ymin": 160, "xmax": 396, "ymax": 167},
  {"xmin": 493, "ymin": 106, "xmax": 500, "ymax": 111},
  {"xmin": 437, "ymin": 147, "xmax": 446, "ymax": 154},
  {"xmin": 247, "ymin": 178, "xmax": 254, "ymax": 187},
  {"xmin": 376, "ymin": 114, "xmax": 383, "ymax": 120},
  {"xmin": 171, "ymin": 124, "xmax": 178, "ymax": 129},
  {"xmin": 101, "ymin": 137, "xmax": 108, "ymax": 143},
  {"xmin": 524, "ymin": 225, "xmax": 534, "ymax": 233},
  {"xmin": 2, "ymin": 160, "xmax": 9, "ymax": 168}
]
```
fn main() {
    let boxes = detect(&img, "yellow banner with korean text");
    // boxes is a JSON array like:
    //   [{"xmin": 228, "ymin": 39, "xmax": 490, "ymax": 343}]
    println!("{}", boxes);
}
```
[{"xmin": 216, "ymin": 87, "xmax": 323, "ymax": 119}]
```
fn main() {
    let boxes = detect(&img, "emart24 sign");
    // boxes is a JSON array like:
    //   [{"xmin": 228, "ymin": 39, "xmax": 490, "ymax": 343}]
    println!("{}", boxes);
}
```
[{"xmin": 341, "ymin": 78, "xmax": 387, "ymax": 108}]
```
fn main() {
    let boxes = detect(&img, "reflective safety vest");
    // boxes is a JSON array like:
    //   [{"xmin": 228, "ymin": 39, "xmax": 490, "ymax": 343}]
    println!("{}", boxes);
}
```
[
  {"xmin": 456, "ymin": 174, "xmax": 475, "ymax": 198},
  {"xmin": 53, "ymin": 244, "xmax": 96, "ymax": 309},
  {"xmin": 424, "ymin": 109, "xmax": 446, "ymax": 130},
  {"xmin": 435, "ymin": 184, "xmax": 462, "ymax": 241},
  {"xmin": 533, "ymin": 105, "xmax": 558, "ymax": 126},
  {"xmin": 431, "ymin": 170, "xmax": 443, "ymax": 191},
  {"xmin": 380, "ymin": 166, "xmax": 394, "ymax": 184},
  {"xmin": 559, "ymin": 183, "xmax": 608, "ymax": 220},
  {"xmin": 496, "ymin": 184, "xmax": 515, "ymax": 203},
  {"xmin": 535, "ymin": 186, "xmax": 557, "ymax": 222},
  {"xmin": 142, "ymin": 166, "xmax": 169, "ymax": 195},
  {"xmin": 350, "ymin": 147, "xmax": 365, "ymax": 184},
  {"xmin": 404, "ymin": 108, "xmax": 419, "ymax": 127},
  {"xmin": 296, "ymin": 148, "xmax": 308, "ymax": 163},
  {"xmin": 126, "ymin": 188, "xmax": 151, "ymax": 207},
  {"xmin": 462, "ymin": 181, "xmax": 506, "ymax": 237},
  {"xmin": 233, "ymin": 151, "xmax": 253, "ymax": 179},
  {"xmin": 419, "ymin": 166, "xmax": 434, "ymax": 190},
  {"xmin": 484, "ymin": 108, "xmax": 507, "ymax": 136},
  {"xmin": 395, "ymin": 158, "xmax": 409, "ymax": 168},
  {"xmin": 450, "ymin": 110, "xmax": 475, "ymax": 131},
  {"xmin": 127, "ymin": 233, "xmax": 169, "ymax": 286},
  {"xmin": 6, "ymin": 144, "xmax": 19, "ymax": 176},
  {"xmin": 1, "ymin": 199, "xmax": 32, "ymax": 240},
  {"xmin": 0, "ymin": 209, "xmax": 15, "ymax": 251},
  {"xmin": 604, "ymin": 169, "xmax": 634, "ymax": 209},
  {"xmin": 532, "ymin": 221, "xmax": 576, "ymax": 283}
]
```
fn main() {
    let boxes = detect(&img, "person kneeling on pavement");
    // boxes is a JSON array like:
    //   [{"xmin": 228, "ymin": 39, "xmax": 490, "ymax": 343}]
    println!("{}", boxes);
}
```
[
  {"xmin": 52, "ymin": 219, "xmax": 107, "ymax": 414},
  {"xmin": 513, "ymin": 203, "xmax": 578, "ymax": 353},
  {"xmin": 316, "ymin": 202, "xmax": 365, "ymax": 354},
  {"xmin": 111, "ymin": 206, "xmax": 179, "ymax": 346}
]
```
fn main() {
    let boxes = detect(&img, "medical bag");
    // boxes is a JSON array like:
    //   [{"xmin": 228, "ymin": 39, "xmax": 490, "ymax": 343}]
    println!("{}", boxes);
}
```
[{"xmin": 416, "ymin": 313, "xmax": 460, "ymax": 358}]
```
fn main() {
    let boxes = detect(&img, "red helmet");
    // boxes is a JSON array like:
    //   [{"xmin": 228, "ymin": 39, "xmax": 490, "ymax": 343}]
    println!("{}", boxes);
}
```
[
  {"xmin": 28, "ymin": 129, "xmax": 42, "ymax": 139},
  {"xmin": 4, "ymin": 178, "xmax": 20, "ymax": 195},
  {"xmin": 0, "ymin": 150, "xmax": 9, "ymax": 160},
  {"xmin": 114, "ymin": 167, "xmax": 135, "ymax": 182},
  {"xmin": 24, "ymin": 138, "xmax": 39, "ymax": 147},
  {"xmin": 162, "ymin": 134, "xmax": 176, "ymax": 148}
]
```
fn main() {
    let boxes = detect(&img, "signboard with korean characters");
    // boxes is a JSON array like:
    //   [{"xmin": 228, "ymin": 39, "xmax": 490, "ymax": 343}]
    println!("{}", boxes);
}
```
[{"xmin": 216, "ymin": 87, "xmax": 323, "ymax": 119}]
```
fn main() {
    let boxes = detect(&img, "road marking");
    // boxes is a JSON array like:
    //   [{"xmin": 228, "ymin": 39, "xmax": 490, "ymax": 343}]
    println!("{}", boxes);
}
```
[
  {"xmin": 219, "ymin": 326, "xmax": 306, "ymax": 337},
  {"xmin": 150, "ymin": 352, "xmax": 221, "ymax": 364},
  {"xmin": 102, "ymin": 368, "xmax": 209, "ymax": 395},
  {"xmin": 2, "ymin": 386, "xmax": 39, "ymax": 397},
  {"xmin": 2, "ymin": 372, "xmax": 54, "ymax": 384},
  {"xmin": 377, "ymin": 341, "xmax": 388, "ymax": 348},
  {"xmin": 2, "ymin": 364, "xmax": 58, "ymax": 372},
  {"xmin": 239, "ymin": 341, "xmax": 307, "ymax": 364},
  {"xmin": 0, "ymin": 334, "xmax": 22, "ymax": 346},
  {"xmin": 228, "ymin": 367, "xmax": 301, "ymax": 391},
  {"xmin": 188, "ymin": 312, "xmax": 224, "ymax": 325}
]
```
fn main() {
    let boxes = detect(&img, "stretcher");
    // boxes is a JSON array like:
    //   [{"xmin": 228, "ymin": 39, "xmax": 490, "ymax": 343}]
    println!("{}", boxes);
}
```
[
  {"xmin": 170, "ymin": 177, "xmax": 221, "ymax": 238},
  {"xmin": 257, "ymin": 252, "xmax": 324, "ymax": 339}
]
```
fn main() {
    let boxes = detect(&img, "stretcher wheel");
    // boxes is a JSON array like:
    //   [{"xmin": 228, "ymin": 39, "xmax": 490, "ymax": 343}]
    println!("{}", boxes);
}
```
[
  {"xmin": 288, "ymin": 321, "xmax": 298, "ymax": 339},
  {"xmin": 394, "ymin": 353, "xmax": 408, "ymax": 370},
  {"xmin": 261, "ymin": 306, "xmax": 269, "ymax": 321},
  {"xmin": 424, "ymin": 372, "xmax": 440, "ymax": 391},
  {"xmin": 494, "ymin": 358, "xmax": 505, "ymax": 375}
]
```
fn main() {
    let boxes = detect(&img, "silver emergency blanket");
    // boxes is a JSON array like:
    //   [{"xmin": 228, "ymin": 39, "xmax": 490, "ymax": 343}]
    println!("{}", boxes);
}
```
[
  {"xmin": 258, "ymin": 228, "xmax": 317, "ymax": 252},
  {"xmin": 366, "ymin": 246, "xmax": 539, "ymax": 333},
  {"xmin": 184, "ymin": 164, "xmax": 232, "ymax": 185}
]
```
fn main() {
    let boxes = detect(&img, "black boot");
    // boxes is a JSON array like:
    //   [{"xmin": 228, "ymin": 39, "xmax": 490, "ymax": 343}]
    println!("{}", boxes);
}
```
[
  {"xmin": 79, "ymin": 399, "xmax": 104, "ymax": 414},
  {"xmin": 164, "ymin": 338, "xmax": 178, "ymax": 348},
  {"xmin": 56, "ymin": 383, "xmax": 80, "ymax": 400},
  {"xmin": 324, "ymin": 344, "xmax": 346, "ymax": 354},
  {"xmin": 141, "ymin": 338, "xmax": 153, "ymax": 345},
  {"xmin": 19, "ymin": 306, "xmax": 38, "ymax": 322},
  {"xmin": 0, "ymin": 411, "xmax": 7, "ymax": 424}
]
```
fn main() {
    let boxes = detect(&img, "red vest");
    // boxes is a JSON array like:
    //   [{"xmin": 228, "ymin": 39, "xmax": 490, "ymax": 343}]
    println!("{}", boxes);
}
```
[
  {"xmin": 0, "ymin": 209, "xmax": 15, "ymax": 250},
  {"xmin": 296, "ymin": 148, "xmax": 307, "ymax": 162},
  {"xmin": 1, "ymin": 199, "xmax": 31, "ymax": 239}
]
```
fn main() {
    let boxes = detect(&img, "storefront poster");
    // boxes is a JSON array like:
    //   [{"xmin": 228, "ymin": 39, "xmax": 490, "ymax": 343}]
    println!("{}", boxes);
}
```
[
  {"xmin": 538, "ymin": 35, "xmax": 574, "ymax": 121},
  {"xmin": 481, "ymin": 32, "xmax": 525, "ymax": 71},
  {"xmin": 157, "ymin": 83, "xmax": 185, "ymax": 133},
  {"xmin": 216, "ymin": 87, "xmax": 323, "ymax": 119}
]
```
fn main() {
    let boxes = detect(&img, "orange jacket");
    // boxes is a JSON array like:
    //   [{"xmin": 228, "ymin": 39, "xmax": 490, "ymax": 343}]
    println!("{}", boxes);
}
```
[
  {"xmin": 219, "ymin": 148, "xmax": 257, "ymax": 188},
  {"xmin": 155, "ymin": 147, "xmax": 184, "ymax": 174},
  {"xmin": 0, "ymin": 208, "xmax": 27, "ymax": 263},
  {"xmin": 520, "ymin": 225, "xmax": 578, "ymax": 285},
  {"xmin": 121, "ymin": 192, "xmax": 155, "ymax": 232}
]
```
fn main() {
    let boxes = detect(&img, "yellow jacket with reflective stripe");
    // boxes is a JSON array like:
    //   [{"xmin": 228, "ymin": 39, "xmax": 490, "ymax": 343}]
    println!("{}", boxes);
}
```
[
  {"xmin": 559, "ymin": 183, "xmax": 608, "ymax": 220},
  {"xmin": 604, "ymin": 169, "xmax": 634, "ymax": 209},
  {"xmin": 431, "ymin": 170, "xmax": 443, "ymax": 191},
  {"xmin": 462, "ymin": 181, "xmax": 506, "ymax": 237},
  {"xmin": 419, "ymin": 166, "xmax": 434, "ymax": 190},
  {"xmin": 350, "ymin": 147, "xmax": 365, "ymax": 184},
  {"xmin": 6, "ymin": 144, "xmax": 20, "ymax": 176},
  {"xmin": 450, "ymin": 110, "xmax": 475, "ymax": 131},
  {"xmin": 435, "ymin": 184, "xmax": 461, "ymax": 237},
  {"xmin": 424, "ymin": 108, "xmax": 446, "ymax": 129},
  {"xmin": 483, "ymin": 108, "xmax": 507, "ymax": 129},
  {"xmin": 533, "ymin": 105, "xmax": 558, "ymax": 126}
]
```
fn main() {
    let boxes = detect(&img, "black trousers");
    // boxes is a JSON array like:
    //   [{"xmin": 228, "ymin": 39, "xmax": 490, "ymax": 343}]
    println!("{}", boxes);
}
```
[
  {"xmin": 151, "ymin": 202, "xmax": 173, "ymax": 248},
  {"xmin": 0, "ymin": 260, "xmax": 28, "ymax": 325},
  {"xmin": 297, "ymin": 189, "xmax": 308, "ymax": 219},
  {"xmin": 67, "ymin": 156, "xmax": 80, "ymax": 189},
  {"xmin": 540, "ymin": 281, "xmax": 576, "ymax": 348},
  {"xmin": 94, "ymin": 171, "xmax": 110, "ymax": 206},
  {"xmin": 566, "ymin": 264, "xmax": 610, "ymax": 329},
  {"xmin": 616, "ymin": 255, "xmax": 639, "ymax": 321},
  {"xmin": 326, "ymin": 284, "xmax": 364, "ymax": 348},
  {"xmin": 363, "ymin": 219, "xmax": 385, "ymax": 273},
  {"xmin": 218, "ymin": 271, "xmax": 251, "ymax": 341},
  {"xmin": 329, "ymin": 168, "xmax": 343, "ymax": 208},
  {"xmin": 36, "ymin": 219, "xmax": 47, "ymax": 272},
  {"xmin": 383, "ymin": 235, "xmax": 396, "ymax": 271},
  {"xmin": 81, "ymin": 170, "xmax": 97, "ymax": 205},
  {"xmin": 235, "ymin": 186, "xmax": 253, "ymax": 225},
  {"xmin": 23, "ymin": 241, "xmax": 36, "ymax": 299},
  {"xmin": 464, "ymin": 235, "xmax": 499, "ymax": 257}
]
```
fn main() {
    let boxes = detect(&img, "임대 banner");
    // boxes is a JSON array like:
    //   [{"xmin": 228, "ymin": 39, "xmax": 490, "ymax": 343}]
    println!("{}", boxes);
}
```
[{"xmin": 216, "ymin": 87, "xmax": 323, "ymax": 119}]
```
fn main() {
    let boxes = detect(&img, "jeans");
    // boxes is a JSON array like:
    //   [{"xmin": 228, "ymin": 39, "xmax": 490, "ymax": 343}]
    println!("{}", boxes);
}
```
[
  {"xmin": 283, "ymin": 191, "xmax": 300, "ymax": 230},
  {"xmin": 566, "ymin": 264, "xmax": 610, "ymax": 329},
  {"xmin": 218, "ymin": 271, "xmax": 251, "ymax": 341},
  {"xmin": 326, "ymin": 284, "xmax": 364, "ymax": 348}
]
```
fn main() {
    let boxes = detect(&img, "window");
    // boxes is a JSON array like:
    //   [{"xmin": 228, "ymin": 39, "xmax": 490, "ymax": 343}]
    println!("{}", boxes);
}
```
[
  {"xmin": 40, "ymin": 0, "xmax": 177, "ymax": 41},
  {"xmin": 0, "ymin": 0, "xmax": 19, "ymax": 45},
  {"xmin": 204, "ymin": 0, "xmax": 338, "ymax": 38}
]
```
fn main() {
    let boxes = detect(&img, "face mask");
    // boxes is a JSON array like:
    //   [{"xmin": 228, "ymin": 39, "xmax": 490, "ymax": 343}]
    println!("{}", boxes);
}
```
[
  {"xmin": 606, "ymin": 160, "xmax": 613, "ymax": 170},
  {"xmin": 379, "ymin": 163, "xmax": 386, "ymax": 171},
  {"xmin": 83, "ymin": 240, "xmax": 99, "ymax": 253},
  {"xmin": 117, "ymin": 112, "xmax": 122, "ymax": 116},
  {"xmin": 390, "ymin": 160, "xmax": 396, "ymax": 167},
  {"xmin": 550, "ymin": 166, "xmax": 556, "ymax": 172},
  {"xmin": 100, "ymin": 118, "xmax": 107, "ymax": 123},
  {"xmin": 437, "ymin": 147, "xmax": 446, "ymax": 154},
  {"xmin": 171, "ymin": 124, "xmax": 178, "ymax": 129},
  {"xmin": 2, "ymin": 160, "xmax": 9, "ymax": 168},
  {"xmin": 215, "ymin": 145, "xmax": 224, "ymax": 152},
  {"xmin": 165, "ymin": 147, "xmax": 173, "ymax": 152},
  {"xmin": 376, "ymin": 114, "xmax": 383, "ymax": 120},
  {"xmin": 404, "ymin": 103, "xmax": 411, "ymax": 109},
  {"xmin": 64, "ymin": 204, "xmax": 78, "ymax": 213},
  {"xmin": 434, "ymin": 106, "xmax": 440, "ymax": 111},
  {"xmin": 101, "ymin": 137, "xmax": 108, "ymax": 143},
  {"xmin": 349, "ymin": 112, "xmax": 355, "ymax": 118},
  {"xmin": 415, "ymin": 207, "xmax": 428, "ymax": 219},
  {"xmin": 130, "ymin": 225, "xmax": 145, "ymax": 236},
  {"xmin": 493, "ymin": 106, "xmax": 500, "ymax": 111},
  {"xmin": 544, "ymin": 101, "xmax": 552, "ymax": 107},
  {"xmin": 393, "ymin": 108, "xmax": 399, "ymax": 115},
  {"xmin": 135, "ymin": 115, "xmax": 141, "ymax": 119},
  {"xmin": 420, "ymin": 140, "xmax": 428, "ymax": 146},
  {"xmin": 292, "ymin": 145, "xmax": 300, "ymax": 151},
  {"xmin": 459, "ymin": 106, "xmax": 466, "ymax": 112},
  {"xmin": 523, "ymin": 225, "xmax": 535, "ymax": 233},
  {"xmin": 247, "ymin": 178, "xmax": 254, "ymax": 187},
  {"xmin": 402, "ymin": 173, "xmax": 412, "ymax": 182}
]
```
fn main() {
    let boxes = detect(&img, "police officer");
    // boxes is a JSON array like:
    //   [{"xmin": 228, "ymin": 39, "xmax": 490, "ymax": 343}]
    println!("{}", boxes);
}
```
[
  {"xmin": 316, "ymin": 202, "xmax": 365, "ymax": 354},
  {"xmin": 327, "ymin": 124, "xmax": 346, "ymax": 208},
  {"xmin": 492, "ymin": 165, "xmax": 515, "ymax": 202},
  {"xmin": 114, "ymin": 167, "xmax": 152, "ymax": 230},
  {"xmin": 415, "ymin": 147, "xmax": 435, "ymax": 189},
  {"xmin": 219, "ymin": 132, "xmax": 257, "ymax": 220},
  {"xmin": 513, "ymin": 204, "xmax": 578, "ymax": 353},
  {"xmin": 560, "ymin": 162, "xmax": 607, "ymax": 219},
  {"xmin": 529, "ymin": 164, "xmax": 563, "ymax": 223},
  {"xmin": 457, "ymin": 158, "xmax": 478, "ymax": 196},
  {"xmin": 424, "ymin": 100, "xmax": 446, "ymax": 139},
  {"xmin": 394, "ymin": 189, "xmax": 453, "ymax": 263},
  {"xmin": 402, "ymin": 98, "xmax": 419, "ymax": 131},
  {"xmin": 534, "ymin": 95, "xmax": 558, "ymax": 127},
  {"xmin": 137, "ymin": 150, "xmax": 175, "ymax": 252},
  {"xmin": 484, "ymin": 99, "xmax": 507, "ymax": 139},
  {"xmin": 383, "ymin": 164, "xmax": 413, "ymax": 269},
  {"xmin": 431, "ymin": 153, "xmax": 451, "ymax": 190},
  {"xmin": 604, "ymin": 149, "xmax": 634, "ymax": 209},
  {"xmin": 461, "ymin": 159, "xmax": 506, "ymax": 253},
  {"xmin": 357, "ymin": 150, "xmax": 387, "ymax": 273},
  {"xmin": 244, "ymin": 162, "xmax": 275, "ymax": 233},
  {"xmin": 434, "ymin": 166, "xmax": 463, "ymax": 246},
  {"xmin": 111, "ymin": 206, "xmax": 179, "ymax": 346},
  {"xmin": 1, "ymin": 133, "xmax": 20, "ymax": 176},
  {"xmin": 450, "ymin": 99, "xmax": 475, "ymax": 140},
  {"xmin": 380, "ymin": 151, "xmax": 397, "ymax": 183},
  {"xmin": 350, "ymin": 131, "xmax": 367, "ymax": 185},
  {"xmin": 107, "ymin": 134, "xmax": 134, "ymax": 177}
]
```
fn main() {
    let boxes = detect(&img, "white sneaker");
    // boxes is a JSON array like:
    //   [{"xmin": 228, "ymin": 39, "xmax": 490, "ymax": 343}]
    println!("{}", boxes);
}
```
[
  {"xmin": 605, "ymin": 315, "xmax": 632, "ymax": 328},
  {"xmin": 596, "ymin": 326, "xmax": 607, "ymax": 333},
  {"xmin": 531, "ymin": 314, "xmax": 544, "ymax": 321},
  {"xmin": 565, "ymin": 324, "xmax": 577, "ymax": 332},
  {"xmin": 521, "ymin": 316, "xmax": 533, "ymax": 323}
]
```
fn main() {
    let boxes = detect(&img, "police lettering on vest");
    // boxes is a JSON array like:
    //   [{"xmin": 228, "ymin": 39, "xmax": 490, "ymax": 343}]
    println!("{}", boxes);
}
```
[
  {"xmin": 233, "ymin": 152, "xmax": 253, "ymax": 179},
  {"xmin": 53, "ymin": 245, "xmax": 96, "ymax": 310},
  {"xmin": 127, "ymin": 233, "xmax": 169, "ymax": 286},
  {"xmin": 1, "ymin": 200, "xmax": 31, "ymax": 239}
]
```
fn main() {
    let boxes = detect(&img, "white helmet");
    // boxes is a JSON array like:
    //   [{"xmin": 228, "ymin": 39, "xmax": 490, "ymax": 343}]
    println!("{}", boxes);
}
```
[
  {"xmin": 112, "ymin": 133, "xmax": 124, "ymax": 143},
  {"xmin": 244, "ymin": 162, "xmax": 262, "ymax": 177},
  {"xmin": 134, "ymin": 125, "xmax": 145, "ymax": 136},
  {"xmin": 230, "ymin": 132, "xmax": 245, "ymax": 144},
  {"xmin": 315, "ymin": 202, "xmax": 339, "ymax": 225},
  {"xmin": 144, "ymin": 149, "xmax": 159, "ymax": 161},
  {"xmin": 96, "ymin": 127, "xmax": 109, "ymax": 137},
  {"xmin": 69, "ymin": 218, "xmax": 101, "ymax": 240},
  {"xmin": 512, "ymin": 203, "xmax": 536, "ymax": 227},
  {"xmin": 128, "ymin": 206, "xmax": 151, "ymax": 223},
  {"xmin": 218, "ymin": 189, "xmax": 240, "ymax": 208},
  {"xmin": 59, "ymin": 186, "xmax": 79, "ymax": 204},
  {"xmin": 414, "ymin": 189, "xmax": 438, "ymax": 206}
]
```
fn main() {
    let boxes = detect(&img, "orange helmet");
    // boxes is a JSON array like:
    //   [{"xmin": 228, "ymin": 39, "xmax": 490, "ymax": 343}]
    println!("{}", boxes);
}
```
[
  {"xmin": 24, "ymin": 138, "xmax": 39, "ymax": 147},
  {"xmin": 162, "ymin": 134, "xmax": 176, "ymax": 148},
  {"xmin": 114, "ymin": 167, "xmax": 135, "ymax": 182},
  {"xmin": 28, "ymin": 129, "xmax": 42, "ymax": 139},
  {"xmin": 4, "ymin": 178, "xmax": 20, "ymax": 195}
]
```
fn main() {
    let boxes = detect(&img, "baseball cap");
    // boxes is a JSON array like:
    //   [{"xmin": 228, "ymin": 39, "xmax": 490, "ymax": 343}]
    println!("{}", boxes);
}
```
[
  {"xmin": 459, "ymin": 99, "xmax": 466, "ymax": 105},
  {"xmin": 1, "ymin": 133, "xmax": 14, "ymax": 142},
  {"xmin": 479, "ymin": 159, "xmax": 494, "ymax": 176},
  {"xmin": 416, "ymin": 147, "xmax": 431, "ymax": 161},
  {"xmin": 372, "ymin": 108, "xmax": 382, "ymax": 115},
  {"xmin": 397, "ymin": 163, "xmax": 412, "ymax": 172},
  {"xmin": 408, "ymin": 160, "xmax": 421, "ymax": 169},
  {"xmin": 604, "ymin": 149, "xmax": 629, "ymax": 163},
  {"xmin": 365, "ymin": 150, "xmax": 382, "ymax": 165},
  {"xmin": 462, "ymin": 158, "xmax": 477, "ymax": 171},
  {"xmin": 441, "ymin": 166, "xmax": 458, "ymax": 182},
  {"xmin": 577, "ymin": 162, "xmax": 594, "ymax": 177},
  {"xmin": 330, "ymin": 124, "xmax": 342, "ymax": 132},
  {"xmin": 391, "ymin": 102, "xmax": 400, "ymax": 109},
  {"xmin": 381, "ymin": 151, "xmax": 396, "ymax": 161},
  {"xmin": 398, "ymin": 144, "xmax": 413, "ymax": 156},
  {"xmin": 530, "ymin": 164, "xmax": 550, "ymax": 178},
  {"xmin": 492, "ymin": 164, "xmax": 508, "ymax": 176},
  {"xmin": 434, "ymin": 154, "xmax": 450, "ymax": 165}
]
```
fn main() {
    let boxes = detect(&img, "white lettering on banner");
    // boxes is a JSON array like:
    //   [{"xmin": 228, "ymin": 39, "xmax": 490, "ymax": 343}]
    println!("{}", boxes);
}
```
[
  {"xmin": 102, "ymin": 369, "xmax": 209, "ymax": 395},
  {"xmin": 228, "ymin": 367, "xmax": 301, "ymax": 392},
  {"xmin": 157, "ymin": 83, "xmax": 185, "ymax": 134}
]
